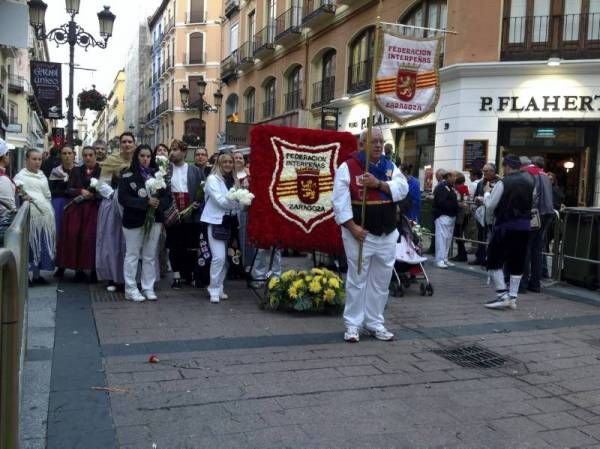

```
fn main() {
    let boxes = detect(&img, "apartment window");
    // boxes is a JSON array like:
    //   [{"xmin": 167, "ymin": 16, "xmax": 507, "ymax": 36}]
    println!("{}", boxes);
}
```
[
  {"xmin": 230, "ymin": 22, "xmax": 240, "ymax": 53},
  {"xmin": 347, "ymin": 27, "xmax": 374, "ymax": 94},
  {"xmin": 248, "ymin": 10, "xmax": 256, "ymax": 45},
  {"xmin": 190, "ymin": 0, "xmax": 205, "ymax": 23},
  {"xmin": 285, "ymin": 66, "xmax": 302, "ymax": 111},
  {"xmin": 244, "ymin": 88, "xmax": 255, "ymax": 122},
  {"xmin": 399, "ymin": 0, "xmax": 447, "ymax": 37},
  {"xmin": 263, "ymin": 77, "xmax": 276, "ymax": 118},
  {"xmin": 187, "ymin": 75, "xmax": 204, "ymax": 108},
  {"xmin": 312, "ymin": 49, "xmax": 335, "ymax": 108},
  {"xmin": 8, "ymin": 101, "xmax": 17, "ymax": 124},
  {"xmin": 225, "ymin": 94, "xmax": 239, "ymax": 119},
  {"xmin": 189, "ymin": 32, "xmax": 204, "ymax": 63},
  {"xmin": 502, "ymin": 0, "xmax": 600, "ymax": 59}
]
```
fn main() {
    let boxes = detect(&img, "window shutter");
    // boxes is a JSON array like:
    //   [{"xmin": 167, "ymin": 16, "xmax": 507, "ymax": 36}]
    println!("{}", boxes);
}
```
[
  {"xmin": 190, "ymin": 0, "xmax": 205, "ymax": 23},
  {"xmin": 189, "ymin": 33, "xmax": 203, "ymax": 63}
]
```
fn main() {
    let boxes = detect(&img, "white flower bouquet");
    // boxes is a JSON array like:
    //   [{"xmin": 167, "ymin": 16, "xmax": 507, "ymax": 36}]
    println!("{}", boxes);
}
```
[
  {"xmin": 155, "ymin": 155, "xmax": 169, "ymax": 175},
  {"xmin": 143, "ymin": 174, "xmax": 167, "ymax": 238},
  {"xmin": 226, "ymin": 187, "xmax": 255, "ymax": 207}
]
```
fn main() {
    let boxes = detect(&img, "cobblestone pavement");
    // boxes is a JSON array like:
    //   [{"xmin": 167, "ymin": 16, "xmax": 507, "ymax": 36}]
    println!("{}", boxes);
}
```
[{"xmin": 47, "ymin": 262, "xmax": 600, "ymax": 449}]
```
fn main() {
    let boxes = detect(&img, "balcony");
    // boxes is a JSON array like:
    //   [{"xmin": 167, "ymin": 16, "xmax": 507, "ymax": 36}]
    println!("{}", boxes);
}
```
[
  {"xmin": 284, "ymin": 89, "xmax": 302, "ymax": 111},
  {"xmin": 226, "ymin": 121, "xmax": 253, "ymax": 146},
  {"xmin": 244, "ymin": 106, "xmax": 255, "ymax": 123},
  {"xmin": 184, "ymin": 51, "xmax": 206, "ymax": 65},
  {"xmin": 311, "ymin": 76, "xmax": 335, "ymax": 108},
  {"xmin": 275, "ymin": 7, "xmax": 302, "ymax": 46},
  {"xmin": 237, "ymin": 41, "xmax": 254, "ymax": 70},
  {"xmin": 185, "ymin": 11, "xmax": 207, "ymax": 24},
  {"xmin": 262, "ymin": 98, "xmax": 276, "ymax": 119},
  {"xmin": 347, "ymin": 58, "xmax": 373, "ymax": 94},
  {"xmin": 302, "ymin": 0, "xmax": 336, "ymax": 27},
  {"xmin": 164, "ymin": 16, "xmax": 175, "ymax": 35},
  {"xmin": 220, "ymin": 50, "xmax": 239, "ymax": 82},
  {"xmin": 501, "ymin": 13, "xmax": 600, "ymax": 61},
  {"xmin": 224, "ymin": 0, "xmax": 240, "ymax": 18},
  {"xmin": 254, "ymin": 24, "xmax": 275, "ymax": 58},
  {"xmin": 158, "ymin": 100, "xmax": 169, "ymax": 115},
  {"xmin": 8, "ymin": 76, "xmax": 26, "ymax": 93}
]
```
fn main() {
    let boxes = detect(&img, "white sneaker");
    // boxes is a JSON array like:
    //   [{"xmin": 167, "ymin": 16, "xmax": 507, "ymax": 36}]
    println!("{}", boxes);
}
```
[
  {"xmin": 142, "ymin": 290, "xmax": 157, "ymax": 301},
  {"xmin": 445, "ymin": 261, "xmax": 455, "ymax": 267},
  {"xmin": 125, "ymin": 290, "xmax": 145, "ymax": 302},
  {"xmin": 210, "ymin": 296, "xmax": 220, "ymax": 303},
  {"xmin": 484, "ymin": 292, "xmax": 513, "ymax": 310},
  {"xmin": 106, "ymin": 285, "xmax": 117, "ymax": 292},
  {"xmin": 344, "ymin": 326, "xmax": 360, "ymax": 342},
  {"xmin": 362, "ymin": 327, "xmax": 395, "ymax": 341},
  {"xmin": 219, "ymin": 293, "xmax": 229, "ymax": 300},
  {"xmin": 435, "ymin": 261, "xmax": 448, "ymax": 269},
  {"xmin": 508, "ymin": 299, "xmax": 517, "ymax": 310}
]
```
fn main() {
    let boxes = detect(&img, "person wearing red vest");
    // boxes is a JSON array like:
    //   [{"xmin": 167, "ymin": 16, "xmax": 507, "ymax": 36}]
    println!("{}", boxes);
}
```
[{"xmin": 333, "ymin": 128, "xmax": 408, "ymax": 343}]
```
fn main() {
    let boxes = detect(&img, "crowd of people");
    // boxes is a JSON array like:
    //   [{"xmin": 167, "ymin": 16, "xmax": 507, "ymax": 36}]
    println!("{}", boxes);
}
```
[
  {"xmin": 0, "ymin": 133, "xmax": 263, "ymax": 304},
  {"xmin": 431, "ymin": 155, "xmax": 563, "ymax": 309}
]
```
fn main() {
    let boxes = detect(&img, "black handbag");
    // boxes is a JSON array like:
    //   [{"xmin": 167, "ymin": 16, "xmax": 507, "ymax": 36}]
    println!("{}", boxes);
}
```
[{"xmin": 211, "ymin": 214, "xmax": 232, "ymax": 241}]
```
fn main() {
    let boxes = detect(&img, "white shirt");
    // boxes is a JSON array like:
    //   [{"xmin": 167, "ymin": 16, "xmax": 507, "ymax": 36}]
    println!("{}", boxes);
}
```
[
  {"xmin": 332, "ymin": 161, "xmax": 408, "ymax": 226},
  {"xmin": 171, "ymin": 163, "xmax": 188, "ymax": 193},
  {"xmin": 483, "ymin": 180, "xmax": 504, "ymax": 224}
]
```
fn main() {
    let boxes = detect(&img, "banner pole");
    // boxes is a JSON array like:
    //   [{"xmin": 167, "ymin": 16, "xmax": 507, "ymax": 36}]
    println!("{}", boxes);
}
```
[{"xmin": 357, "ymin": 3, "xmax": 384, "ymax": 275}]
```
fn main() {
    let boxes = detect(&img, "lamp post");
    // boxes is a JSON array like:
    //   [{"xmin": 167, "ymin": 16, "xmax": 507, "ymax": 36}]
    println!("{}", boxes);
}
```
[
  {"xmin": 28, "ymin": 0, "xmax": 116, "ymax": 146},
  {"xmin": 179, "ymin": 75, "xmax": 223, "ymax": 147}
]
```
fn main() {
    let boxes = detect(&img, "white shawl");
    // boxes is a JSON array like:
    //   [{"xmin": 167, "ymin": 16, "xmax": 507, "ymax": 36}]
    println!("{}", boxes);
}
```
[{"xmin": 13, "ymin": 168, "xmax": 56, "ymax": 265}]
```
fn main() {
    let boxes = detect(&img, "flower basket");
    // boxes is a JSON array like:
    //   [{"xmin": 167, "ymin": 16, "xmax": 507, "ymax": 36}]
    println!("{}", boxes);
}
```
[
  {"xmin": 77, "ymin": 85, "xmax": 107, "ymax": 112},
  {"xmin": 266, "ymin": 268, "xmax": 345, "ymax": 314}
]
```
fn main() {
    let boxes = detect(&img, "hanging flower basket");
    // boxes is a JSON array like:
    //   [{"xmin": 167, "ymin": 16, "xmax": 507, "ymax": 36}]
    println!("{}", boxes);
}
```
[{"xmin": 77, "ymin": 85, "xmax": 107, "ymax": 112}]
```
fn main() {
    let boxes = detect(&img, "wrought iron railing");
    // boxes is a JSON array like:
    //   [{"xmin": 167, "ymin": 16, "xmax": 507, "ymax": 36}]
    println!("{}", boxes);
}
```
[
  {"xmin": 254, "ymin": 23, "xmax": 275, "ymax": 54},
  {"xmin": 285, "ymin": 89, "xmax": 302, "ymax": 111},
  {"xmin": 303, "ymin": 0, "xmax": 336, "ymax": 22},
  {"xmin": 311, "ymin": 76, "xmax": 335, "ymax": 108},
  {"xmin": 276, "ymin": 6, "xmax": 302, "ymax": 39},
  {"xmin": 263, "ymin": 98, "xmax": 276, "ymax": 118},
  {"xmin": 347, "ymin": 58, "xmax": 373, "ymax": 94}
]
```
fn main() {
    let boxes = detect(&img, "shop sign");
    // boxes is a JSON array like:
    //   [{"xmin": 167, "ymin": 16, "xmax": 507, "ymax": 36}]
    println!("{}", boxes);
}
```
[
  {"xmin": 480, "ymin": 95, "xmax": 600, "ymax": 112},
  {"xmin": 30, "ymin": 61, "xmax": 63, "ymax": 119},
  {"xmin": 346, "ymin": 111, "xmax": 396, "ymax": 130},
  {"xmin": 321, "ymin": 107, "xmax": 339, "ymax": 130}
]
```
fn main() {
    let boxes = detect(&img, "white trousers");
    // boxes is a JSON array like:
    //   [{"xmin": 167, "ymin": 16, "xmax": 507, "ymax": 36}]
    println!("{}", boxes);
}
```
[
  {"xmin": 251, "ymin": 248, "xmax": 282, "ymax": 280},
  {"xmin": 122, "ymin": 223, "xmax": 161, "ymax": 295},
  {"xmin": 435, "ymin": 215, "xmax": 456, "ymax": 263},
  {"xmin": 342, "ymin": 227, "xmax": 398, "ymax": 331},
  {"xmin": 207, "ymin": 224, "xmax": 228, "ymax": 297}
]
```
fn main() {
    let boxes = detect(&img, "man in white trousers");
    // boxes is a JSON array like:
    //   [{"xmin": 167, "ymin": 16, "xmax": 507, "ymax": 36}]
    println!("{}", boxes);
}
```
[
  {"xmin": 432, "ymin": 171, "xmax": 458, "ymax": 268},
  {"xmin": 332, "ymin": 128, "xmax": 408, "ymax": 342}
]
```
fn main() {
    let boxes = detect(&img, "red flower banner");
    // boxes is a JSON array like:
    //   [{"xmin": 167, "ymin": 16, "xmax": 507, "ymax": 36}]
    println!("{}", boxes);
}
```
[{"xmin": 247, "ymin": 125, "xmax": 357, "ymax": 254}]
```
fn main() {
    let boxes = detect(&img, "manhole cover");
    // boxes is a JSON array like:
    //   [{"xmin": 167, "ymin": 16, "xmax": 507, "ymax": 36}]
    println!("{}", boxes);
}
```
[{"xmin": 433, "ymin": 344, "xmax": 514, "ymax": 369}]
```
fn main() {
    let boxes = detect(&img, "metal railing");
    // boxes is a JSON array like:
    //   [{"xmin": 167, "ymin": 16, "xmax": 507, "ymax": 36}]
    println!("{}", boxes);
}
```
[
  {"xmin": 1, "ymin": 203, "xmax": 30, "ymax": 449},
  {"xmin": 244, "ymin": 106, "xmax": 255, "ymax": 123},
  {"xmin": 254, "ymin": 24, "xmax": 275, "ymax": 54},
  {"xmin": 347, "ymin": 58, "xmax": 373, "ymax": 94},
  {"xmin": 285, "ymin": 89, "xmax": 302, "ymax": 111},
  {"xmin": 311, "ymin": 76, "xmax": 335, "ymax": 108},
  {"xmin": 303, "ymin": 0, "xmax": 336, "ymax": 22},
  {"xmin": 275, "ymin": 6, "xmax": 302, "ymax": 39},
  {"xmin": 502, "ymin": 12, "xmax": 600, "ymax": 60},
  {"xmin": 262, "ymin": 98, "xmax": 276, "ymax": 118},
  {"xmin": 225, "ymin": 0, "xmax": 240, "ymax": 17}
]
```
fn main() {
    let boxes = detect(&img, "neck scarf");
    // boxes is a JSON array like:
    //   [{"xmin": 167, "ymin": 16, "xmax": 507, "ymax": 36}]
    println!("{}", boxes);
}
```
[
  {"xmin": 352, "ymin": 151, "xmax": 394, "ymax": 181},
  {"xmin": 224, "ymin": 173, "xmax": 235, "ymax": 190},
  {"xmin": 139, "ymin": 165, "xmax": 153, "ymax": 180}
]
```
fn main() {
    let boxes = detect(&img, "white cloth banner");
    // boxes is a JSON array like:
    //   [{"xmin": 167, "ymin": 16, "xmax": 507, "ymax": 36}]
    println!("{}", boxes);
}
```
[{"xmin": 375, "ymin": 32, "xmax": 442, "ymax": 124}]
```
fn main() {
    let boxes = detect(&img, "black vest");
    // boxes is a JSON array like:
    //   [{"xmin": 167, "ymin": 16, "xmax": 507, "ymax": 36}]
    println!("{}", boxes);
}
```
[
  {"xmin": 351, "ymin": 202, "xmax": 397, "ymax": 236},
  {"xmin": 495, "ymin": 172, "xmax": 534, "ymax": 224}
]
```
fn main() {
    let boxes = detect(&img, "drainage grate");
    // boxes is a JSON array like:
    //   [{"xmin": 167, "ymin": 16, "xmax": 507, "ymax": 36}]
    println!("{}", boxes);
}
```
[
  {"xmin": 433, "ymin": 344, "xmax": 514, "ymax": 369},
  {"xmin": 90, "ymin": 290, "xmax": 126, "ymax": 303}
]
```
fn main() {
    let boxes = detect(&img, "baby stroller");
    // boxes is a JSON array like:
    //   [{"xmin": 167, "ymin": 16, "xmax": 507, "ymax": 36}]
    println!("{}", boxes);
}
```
[{"xmin": 390, "ymin": 214, "xmax": 434, "ymax": 297}]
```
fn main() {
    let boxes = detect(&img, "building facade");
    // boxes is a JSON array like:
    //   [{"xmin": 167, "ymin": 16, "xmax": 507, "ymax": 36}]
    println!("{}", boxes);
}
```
[
  {"xmin": 107, "ymin": 69, "xmax": 126, "ymax": 148},
  {"xmin": 219, "ymin": 0, "xmax": 600, "ymax": 207},
  {"xmin": 125, "ymin": 21, "xmax": 152, "ymax": 143},
  {"xmin": 142, "ymin": 0, "xmax": 223, "ymax": 154}
]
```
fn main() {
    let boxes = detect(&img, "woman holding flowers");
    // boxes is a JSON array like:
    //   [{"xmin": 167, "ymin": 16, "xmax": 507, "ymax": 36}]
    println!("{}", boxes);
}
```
[
  {"xmin": 118, "ymin": 144, "xmax": 171, "ymax": 302},
  {"xmin": 14, "ymin": 149, "xmax": 56, "ymax": 285},
  {"xmin": 201, "ymin": 152, "xmax": 240, "ymax": 303},
  {"xmin": 97, "ymin": 132, "xmax": 136, "ymax": 292},
  {"xmin": 56, "ymin": 146, "xmax": 102, "ymax": 282}
]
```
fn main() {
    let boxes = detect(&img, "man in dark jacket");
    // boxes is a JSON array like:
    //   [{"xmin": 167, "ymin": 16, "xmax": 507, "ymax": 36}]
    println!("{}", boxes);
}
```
[
  {"xmin": 520, "ymin": 156, "xmax": 554, "ymax": 293},
  {"xmin": 433, "ymin": 170, "xmax": 458, "ymax": 268},
  {"xmin": 484, "ymin": 155, "xmax": 534, "ymax": 310}
]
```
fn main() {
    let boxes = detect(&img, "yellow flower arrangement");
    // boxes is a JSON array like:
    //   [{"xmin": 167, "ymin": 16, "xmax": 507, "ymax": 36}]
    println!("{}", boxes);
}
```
[{"xmin": 266, "ymin": 268, "xmax": 345, "ymax": 313}]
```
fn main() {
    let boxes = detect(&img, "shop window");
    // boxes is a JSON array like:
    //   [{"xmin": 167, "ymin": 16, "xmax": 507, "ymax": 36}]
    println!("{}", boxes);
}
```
[
  {"xmin": 263, "ymin": 77, "xmax": 276, "ymax": 118},
  {"xmin": 244, "ymin": 87, "xmax": 255, "ymax": 122},
  {"xmin": 189, "ymin": 32, "xmax": 204, "ymax": 64},
  {"xmin": 347, "ymin": 27, "xmax": 375, "ymax": 94},
  {"xmin": 312, "ymin": 49, "xmax": 335, "ymax": 108},
  {"xmin": 285, "ymin": 65, "xmax": 302, "ymax": 111},
  {"xmin": 502, "ymin": 0, "xmax": 600, "ymax": 60},
  {"xmin": 396, "ymin": 125, "xmax": 435, "ymax": 192}
]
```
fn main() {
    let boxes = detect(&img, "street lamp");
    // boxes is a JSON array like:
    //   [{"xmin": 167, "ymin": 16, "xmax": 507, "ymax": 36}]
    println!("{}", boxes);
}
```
[
  {"xmin": 179, "ymin": 75, "xmax": 223, "ymax": 147},
  {"xmin": 28, "ymin": 0, "xmax": 116, "ymax": 146}
]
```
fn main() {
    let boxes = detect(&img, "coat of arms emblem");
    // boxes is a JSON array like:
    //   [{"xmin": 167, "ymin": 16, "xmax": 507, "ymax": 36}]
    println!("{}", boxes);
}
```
[
  {"xmin": 269, "ymin": 137, "xmax": 340, "ymax": 233},
  {"xmin": 396, "ymin": 65, "xmax": 418, "ymax": 101}
]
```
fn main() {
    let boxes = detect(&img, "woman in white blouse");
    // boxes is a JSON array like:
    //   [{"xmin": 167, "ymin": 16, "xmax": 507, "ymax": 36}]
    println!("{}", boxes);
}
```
[
  {"xmin": 201, "ymin": 153, "xmax": 240, "ymax": 303},
  {"xmin": 14, "ymin": 149, "xmax": 56, "ymax": 285}
]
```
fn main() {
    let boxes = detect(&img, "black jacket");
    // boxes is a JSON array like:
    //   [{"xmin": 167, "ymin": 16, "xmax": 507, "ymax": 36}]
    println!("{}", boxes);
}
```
[
  {"xmin": 118, "ymin": 169, "xmax": 172, "ymax": 229},
  {"xmin": 433, "ymin": 181, "xmax": 459, "ymax": 220}
]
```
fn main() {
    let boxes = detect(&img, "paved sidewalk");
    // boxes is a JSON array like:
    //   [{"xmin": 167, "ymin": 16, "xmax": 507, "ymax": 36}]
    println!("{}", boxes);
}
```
[{"xmin": 29, "ymin": 262, "xmax": 600, "ymax": 449}]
